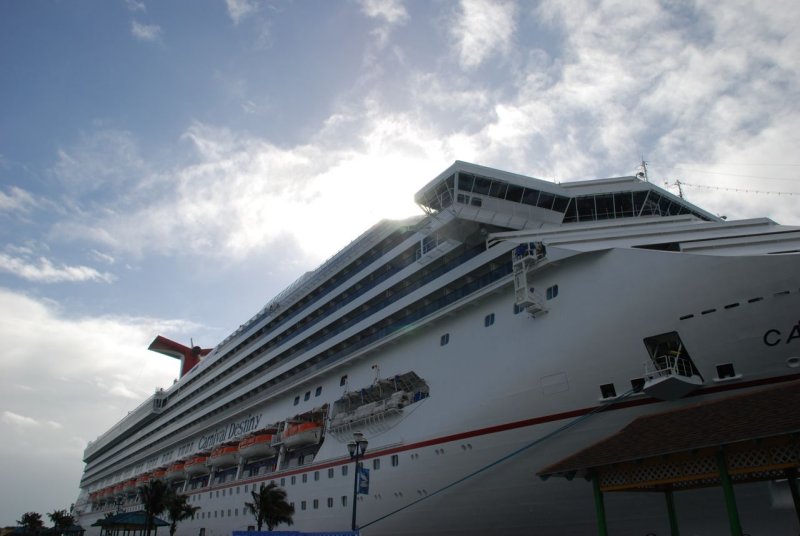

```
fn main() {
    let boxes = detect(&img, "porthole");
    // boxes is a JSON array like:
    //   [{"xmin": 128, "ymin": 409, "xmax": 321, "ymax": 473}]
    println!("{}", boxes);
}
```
[{"xmin": 787, "ymin": 357, "xmax": 800, "ymax": 368}]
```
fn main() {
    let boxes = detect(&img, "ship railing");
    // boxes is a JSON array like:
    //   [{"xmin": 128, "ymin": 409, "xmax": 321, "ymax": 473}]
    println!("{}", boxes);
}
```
[{"xmin": 644, "ymin": 354, "xmax": 695, "ymax": 381}]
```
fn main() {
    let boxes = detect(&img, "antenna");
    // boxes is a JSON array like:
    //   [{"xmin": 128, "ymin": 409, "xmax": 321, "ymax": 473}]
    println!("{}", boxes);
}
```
[
  {"xmin": 635, "ymin": 158, "xmax": 649, "ymax": 182},
  {"xmin": 663, "ymin": 180, "xmax": 686, "ymax": 199}
]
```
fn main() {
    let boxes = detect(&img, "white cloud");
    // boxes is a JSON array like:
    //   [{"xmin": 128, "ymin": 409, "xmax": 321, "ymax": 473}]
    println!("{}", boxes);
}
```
[
  {"xmin": 358, "ymin": 0, "xmax": 409, "ymax": 24},
  {"xmin": 126, "ymin": 0, "xmax": 146, "ymax": 12},
  {"xmin": 0, "ymin": 253, "xmax": 115, "ymax": 283},
  {"xmin": 0, "ymin": 288, "xmax": 195, "ymax": 522},
  {"xmin": 226, "ymin": 0, "xmax": 260, "ymax": 24},
  {"xmin": 131, "ymin": 20, "xmax": 163, "ymax": 42},
  {"xmin": 451, "ymin": 0, "xmax": 517, "ymax": 69},
  {"xmin": 0, "ymin": 186, "xmax": 37, "ymax": 213},
  {"xmin": 2, "ymin": 411, "xmax": 40, "ymax": 428},
  {"xmin": 52, "ymin": 129, "xmax": 147, "ymax": 197}
]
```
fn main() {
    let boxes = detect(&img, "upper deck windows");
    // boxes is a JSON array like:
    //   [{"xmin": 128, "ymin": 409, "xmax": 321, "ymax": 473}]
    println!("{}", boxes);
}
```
[
  {"xmin": 455, "ymin": 172, "xmax": 570, "ymax": 214},
  {"xmin": 563, "ymin": 190, "xmax": 713, "ymax": 223}
]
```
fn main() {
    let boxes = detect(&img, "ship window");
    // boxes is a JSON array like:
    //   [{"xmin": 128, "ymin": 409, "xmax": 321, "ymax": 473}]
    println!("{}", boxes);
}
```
[
  {"xmin": 484, "ymin": 313, "xmax": 495, "ymax": 327},
  {"xmin": 235, "ymin": 508, "xmax": 238, "ymax": 516},
  {"xmin": 546, "ymin": 285, "xmax": 559, "ymax": 299},
  {"xmin": 291, "ymin": 476, "xmax": 296, "ymax": 485},
  {"xmin": 600, "ymin": 383, "xmax": 616, "ymax": 398},
  {"xmin": 614, "ymin": 192, "xmax": 634, "ymax": 218},
  {"xmin": 373, "ymin": 458, "xmax": 381, "ymax": 470},
  {"xmin": 313, "ymin": 499, "xmax": 319, "ymax": 509},
  {"xmin": 302, "ymin": 474, "xmax": 307, "ymax": 483},
  {"xmin": 299, "ymin": 455, "xmax": 305, "ymax": 465},
  {"xmin": 630, "ymin": 378, "xmax": 645, "ymax": 392},
  {"xmin": 293, "ymin": 396, "xmax": 299, "ymax": 406},
  {"xmin": 315, "ymin": 386, "xmax": 322, "ymax": 397},
  {"xmin": 513, "ymin": 303, "xmax": 524, "ymax": 314},
  {"xmin": 340, "ymin": 375, "xmax": 348, "ymax": 386},
  {"xmin": 227, "ymin": 509, "xmax": 231, "ymax": 517},
  {"xmin": 716, "ymin": 363, "xmax": 736, "ymax": 379},
  {"xmin": 327, "ymin": 497, "xmax": 334, "ymax": 508},
  {"xmin": 473, "ymin": 177, "xmax": 492, "ymax": 195},
  {"xmin": 342, "ymin": 465, "xmax": 348, "ymax": 476},
  {"xmin": 521, "ymin": 188, "xmax": 540, "ymax": 206},
  {"xmin": 577, "ymin": 196, "xmax": 596, "ymax": 221},
  {"xmin": 314, "ymin": 471, "xmax": 320, "ymax": 481},
  {"xmin": 215, "ymin": 491, "xmax": 219, "ymax": 498},
  {"xmin": 457, "ymin": 193, "xmax": 469, "ymax": 204},
  {"xmin": 440, "ymin": 333, "xmax": 450, "ymax": 346},
  {"xmin": 552, "ymin": 195, "xmax": 569, "ymax": 213},
  {"xmin": 328, "ymin": 468, "xmax": 334, "ymax": 478},
  {"xmin": 458, "ymin": 172, "xmax": 475, "ymax": 192},
  {"xmin": 304, "ymin": 391, "xmax": 311, "ymax": 401},
  {"xmin": 391, "ymin": 454, "xmax": 399, "ymax": 467},
  {"xmin": 470, "ymin": 197, "xmax": 482, "ymax": 207},
  {"xmin": 280, "ymin": 478, "xmax": 285, "ymax": 487},
  {"xmin": 594, "ymin": 194, "xmax": 614, "ymax": 220},
  {"xmin": 506, "ymin": 184, "xmax": 524, "ymax": 203},
  {"xmin": 301, "ymin": 501, "xmax": 307, "ymax": 511},
  {"xmin": 537, "ymin": 191, "xmax": 555, "ymax": 210},
  {"xmin": 489, "ymin": 181, "xmax": 507, "ymax": 199},
  {"xmin": 342, "ymin": 495, "xmax": 348, "ymax": 507}
]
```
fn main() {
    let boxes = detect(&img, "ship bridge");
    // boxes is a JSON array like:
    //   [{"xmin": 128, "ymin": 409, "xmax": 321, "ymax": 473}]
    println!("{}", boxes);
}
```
[{"xmin": 414, "ymin": 160, "xmax": 719, "ymax": 229}]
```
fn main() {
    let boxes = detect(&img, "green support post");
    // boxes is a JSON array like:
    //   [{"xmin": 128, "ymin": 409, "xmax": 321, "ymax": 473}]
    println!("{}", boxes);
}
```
[
  {"xmin": 665, "ymin": 488, "xmax": 679, "ymax": 536},
  {"xmin": 786, "ymin": 468, "xmax": 800, "ymax": 529},
  {"xmin": 592, "ymin": 472, "xmax": 608, "ymax": 536},
  {"xmin": 715, "ymin": 450, "xmax": 742, "ymax": 536}
]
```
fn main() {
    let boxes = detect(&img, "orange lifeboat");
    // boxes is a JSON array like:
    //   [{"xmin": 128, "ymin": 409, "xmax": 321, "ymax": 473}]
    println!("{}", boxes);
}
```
[
  {"xmin": 283, "ymin": 422, "xmax": 322, "ymax": 449},
  {"xmin": 165, "ymin": 461, "xmax": 186, "ymax": 481},
  {"xmin": 123, "ymin": 478, "xmax": 137, "ymax": 494},
  {"xmin": 208, "ymin": 444, "xmax": 238, "ymax": 468},
  {"xmin": 184, "ymin": 455, "xmax": 210, "ymax": 476},
  {"xmin": 151, "ymin": 468, "xmax": 167, "ymax": 480},
  {"xmin": 238, "ymin": 433, "xmax": 275, "ymax": 460},
  {"xmin": 135, "ymin": 473, "xmax": 151, "ymax": 487},
  {"xmin": 113, "ymin": 483, "xmax": 125, "ymax": 496}
]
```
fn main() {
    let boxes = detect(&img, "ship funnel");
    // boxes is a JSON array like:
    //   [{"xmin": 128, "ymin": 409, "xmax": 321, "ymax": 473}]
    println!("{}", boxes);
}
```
[{"xmin": 148, "ymin": 335, "xmax": 210, "ymax": 378}]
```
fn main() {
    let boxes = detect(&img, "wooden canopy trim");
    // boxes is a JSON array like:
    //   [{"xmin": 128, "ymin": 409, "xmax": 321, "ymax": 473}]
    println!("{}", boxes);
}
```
[{"xmin": 539, "ymin": 380, "xmax": 800, "ymax": 492}]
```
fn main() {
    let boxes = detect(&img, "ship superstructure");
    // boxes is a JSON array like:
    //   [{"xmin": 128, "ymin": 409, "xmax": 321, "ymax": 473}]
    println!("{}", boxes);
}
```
[{"xmin": 75, "ymin": 161, "xmax": 800, "ymax": 535}]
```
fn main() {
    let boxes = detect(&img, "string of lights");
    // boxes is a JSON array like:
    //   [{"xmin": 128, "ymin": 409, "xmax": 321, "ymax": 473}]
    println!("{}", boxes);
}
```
[{"xmin": 668, "ymin": 181, "xmax": 800, "ymax": 196}]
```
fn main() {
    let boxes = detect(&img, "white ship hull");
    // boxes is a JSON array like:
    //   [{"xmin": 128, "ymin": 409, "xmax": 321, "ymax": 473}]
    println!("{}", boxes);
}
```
[{"xmin": 74, "ymin": 162, "xmax": 800, "ymax": 535}]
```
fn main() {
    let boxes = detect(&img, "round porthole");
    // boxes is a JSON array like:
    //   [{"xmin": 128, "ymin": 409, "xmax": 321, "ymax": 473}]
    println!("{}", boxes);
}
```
[{"xmin": 787, "ymin": 357, "xmax": 800, "ymax": 368}]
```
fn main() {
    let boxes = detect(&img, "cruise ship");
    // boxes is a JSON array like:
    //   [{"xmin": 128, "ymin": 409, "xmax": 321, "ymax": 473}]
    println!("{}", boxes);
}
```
[{"xmin": 74, "ymin": 161, "xmax": 800, "ymax": 535}]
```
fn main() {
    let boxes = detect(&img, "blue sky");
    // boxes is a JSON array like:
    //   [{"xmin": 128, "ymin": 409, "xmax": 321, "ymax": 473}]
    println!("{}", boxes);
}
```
[{"xmin": 1, "ymin": 0, "xmax": 799, "ymax": 526}]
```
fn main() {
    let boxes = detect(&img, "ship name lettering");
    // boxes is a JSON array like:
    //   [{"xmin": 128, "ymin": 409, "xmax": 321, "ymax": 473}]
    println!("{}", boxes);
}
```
[
  {"xmin": 763, "ymin": 322, "xmax": 800, "ymax": 346},
  {"xmin": 227, "ymin": 414, "xmax": 262, "ymax": 440}
]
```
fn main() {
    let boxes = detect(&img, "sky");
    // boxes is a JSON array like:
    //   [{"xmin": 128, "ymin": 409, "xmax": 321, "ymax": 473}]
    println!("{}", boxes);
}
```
[{"xmin": 1, "ymin": 0, "xmax": 799, "ymax": 526}]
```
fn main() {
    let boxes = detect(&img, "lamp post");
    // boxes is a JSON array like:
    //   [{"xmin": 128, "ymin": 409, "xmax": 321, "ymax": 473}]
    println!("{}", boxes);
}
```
[{"xmin": 347, "ymin": 432, "xmax": 368, "ymax": 532}]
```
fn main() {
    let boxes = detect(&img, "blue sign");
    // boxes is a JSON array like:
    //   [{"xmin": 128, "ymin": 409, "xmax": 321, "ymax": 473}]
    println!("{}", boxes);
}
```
[{"xmin": 357, "ymin": 466, "xmax": 370, "ymax": 495}]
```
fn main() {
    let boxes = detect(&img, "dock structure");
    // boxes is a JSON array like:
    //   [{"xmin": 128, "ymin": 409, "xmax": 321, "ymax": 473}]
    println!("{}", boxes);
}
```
[{"xmin": 538, "ymin": 379, "xmax": 800, "ymax": 535}]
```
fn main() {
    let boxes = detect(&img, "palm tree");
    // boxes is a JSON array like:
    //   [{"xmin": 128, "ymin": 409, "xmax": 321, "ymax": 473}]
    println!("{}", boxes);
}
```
[
  {"xmin": 138, "ymin": 479, "xmax": 169, "ymax": 536},
  {"xmin": 47, "ymin": 510, "xmax": 74, "ymax": 534},
  {"xmin": 163, "ymin": 489, "xmax": 200, "ymax": 536},
  {"xmin": 17, "ymin": 512, "xmax": 44, "ymax": 533},
  {"xmin": 244, "ymin": 482, "xmax": 294, "ymax": 531}
]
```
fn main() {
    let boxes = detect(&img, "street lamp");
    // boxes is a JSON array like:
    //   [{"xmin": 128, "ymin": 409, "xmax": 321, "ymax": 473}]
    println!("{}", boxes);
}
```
[{"xmin": 347, "ymin": 432, "xmax": 369, "ymax": 532}]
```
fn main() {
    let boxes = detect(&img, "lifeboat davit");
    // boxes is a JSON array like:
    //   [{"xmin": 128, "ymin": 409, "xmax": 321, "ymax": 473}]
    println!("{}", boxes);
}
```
[
  {"xmin": 209, "ymin": 445, "xmax": 239, "ymax": 469},
  {"xmin": 165, "ymin": 461, "xmax": 186, "ymax": 481},
  {"xmin": 184, "ymin": 455, "xmax": 210, "ymax": 476},
  {"xmin": 283, "ymin": 422, "xmax": 322, "ymax": 449},
  {"xmin": 238, "ymin": 433, "xmax": 276, "ymax": 460}
]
